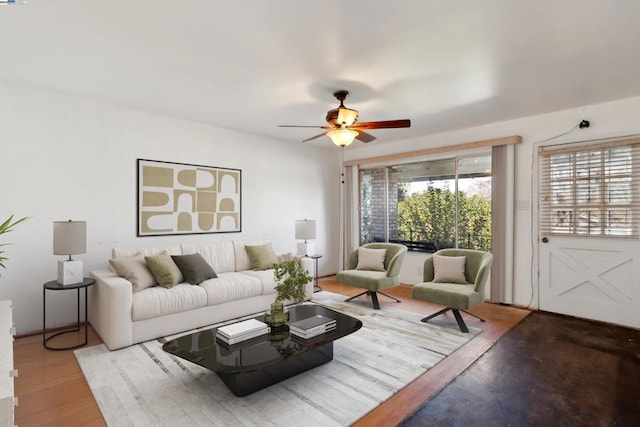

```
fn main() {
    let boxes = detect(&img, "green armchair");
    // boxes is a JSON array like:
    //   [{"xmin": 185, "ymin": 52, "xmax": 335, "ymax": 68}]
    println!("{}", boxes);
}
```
[
  {"xmin": 336, "ymin": 243, "xmax": 408, "ymax": 309},
  {"xmin": 412, "ymin": 249, "xmax": 493, "ymax": 332}
]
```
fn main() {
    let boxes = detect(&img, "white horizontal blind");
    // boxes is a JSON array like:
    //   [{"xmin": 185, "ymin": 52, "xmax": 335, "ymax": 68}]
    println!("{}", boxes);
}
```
[{"xmin": 539, "ymin": 136, "xmax": 640, "ymax": 238}]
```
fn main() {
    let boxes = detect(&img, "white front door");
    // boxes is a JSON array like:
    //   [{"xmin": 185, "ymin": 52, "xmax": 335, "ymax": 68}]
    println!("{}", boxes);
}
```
[{"xmin": 539, "ymin": 233, "xmax": 640, "ymax": 328}]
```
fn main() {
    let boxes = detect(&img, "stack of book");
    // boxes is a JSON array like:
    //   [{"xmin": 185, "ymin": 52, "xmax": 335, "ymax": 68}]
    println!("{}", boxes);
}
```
[
  {"xmin": 289, "ymin": 314, "xmax": 336, "ymax": 339},
  {"xmin": 216, "ymin": 318, "xmax": 269, "ymax": 345}
]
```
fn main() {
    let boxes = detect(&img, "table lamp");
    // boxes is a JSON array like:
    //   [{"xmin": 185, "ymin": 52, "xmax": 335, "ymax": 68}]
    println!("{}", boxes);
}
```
[
  {"xmin": 295, "ymin": 219, "xmax": 316, "ymax": 256},
  {"xmin": 53, "ymin": 220, "xmax": 86, "ymax": 285}
]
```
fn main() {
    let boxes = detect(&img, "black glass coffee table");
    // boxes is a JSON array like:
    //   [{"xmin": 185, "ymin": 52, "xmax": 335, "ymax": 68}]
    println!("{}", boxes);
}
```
[{"xmin": 162, "ymin": 303, "xmax": 362, "ymax": 396}]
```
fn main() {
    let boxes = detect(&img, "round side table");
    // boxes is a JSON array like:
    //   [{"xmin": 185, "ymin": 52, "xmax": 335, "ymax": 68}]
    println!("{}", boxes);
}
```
[
  {"xmin": 307, "ymin": 254, "xmax": 322, "ymax": 292},
  {"xmin": 42, "ymin": 277, "xmax": 95, "ymax": 350}
]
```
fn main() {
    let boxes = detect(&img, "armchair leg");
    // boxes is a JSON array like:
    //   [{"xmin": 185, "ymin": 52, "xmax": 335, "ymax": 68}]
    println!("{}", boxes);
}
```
[
  {"xmin": 345, "ymin": 290, "xmax": 380, "ymax": 309},
  {"xmin": 376, "ymin": 291, "xmax": 402, "ymax": 304},
  {"xmin": 420, "ymin": 307, "xmax": 452, "ymax": 322},
  {"xmin": 451, "ymin": 309, "xmax": 469, "ymax": 333},
  {"xmin": 345, "ymin": 290, "xmax": 400, "ymax": 310},
  {"xmin": 370, "ymin": 292, "xmax": 380, "ymax": 310},
  {"xmin": 344, "ymin": 290, "xmax": 370, "ymax": 303},
  {"xmin": 460, "ymin": 309, "xmax": 487, "ymax": 323},
  {"xmin": 420, "ymin": 307, "xmax": 484, "ymax": 333}
]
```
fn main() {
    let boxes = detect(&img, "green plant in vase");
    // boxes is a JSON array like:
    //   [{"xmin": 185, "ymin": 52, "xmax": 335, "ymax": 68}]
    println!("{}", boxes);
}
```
[
  {"xmin": 265, "ymin": 259, "xmax": 313, "ymax": 327},
  {"xmin": 0, "ymin": 215, "xmax": 28, "ymax": 276}
]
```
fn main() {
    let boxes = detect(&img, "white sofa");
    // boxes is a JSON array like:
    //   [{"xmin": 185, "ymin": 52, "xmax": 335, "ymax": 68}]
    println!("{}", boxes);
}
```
[{"xmin": 89, "ymin": 240, "xmax": 314, "ymax": 350}]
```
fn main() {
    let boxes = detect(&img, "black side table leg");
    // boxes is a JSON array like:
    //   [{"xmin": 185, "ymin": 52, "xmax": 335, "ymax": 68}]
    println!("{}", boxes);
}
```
[
  {"xmin": 84, "ymin": 286, "xmax": 88, "ymax": 344},
  {"xmin": 42, "ymin": 287, "xmax": 46, "ymax": 347}
]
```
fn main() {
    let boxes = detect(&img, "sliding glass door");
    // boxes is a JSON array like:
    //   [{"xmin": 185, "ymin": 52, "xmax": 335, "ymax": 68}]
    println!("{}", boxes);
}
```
[{"xmin": 359, "ymin": 155, "xmax": 492, "ymax": 252}]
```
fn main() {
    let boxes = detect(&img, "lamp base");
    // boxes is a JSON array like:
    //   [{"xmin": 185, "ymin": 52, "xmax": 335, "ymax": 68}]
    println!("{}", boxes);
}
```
[
  {"xmin": 296, "ymin": 243, "xmax": 315, "ymax": 257},
  {"xmin": 57, "ymin": 260, "xmax": 83, "ymax": 286}
]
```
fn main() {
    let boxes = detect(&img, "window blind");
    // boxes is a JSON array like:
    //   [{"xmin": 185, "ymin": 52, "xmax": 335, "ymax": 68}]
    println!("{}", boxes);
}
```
[{"xmin": 539, "ymin": 136, "xmax": 640, "ymax": 238}]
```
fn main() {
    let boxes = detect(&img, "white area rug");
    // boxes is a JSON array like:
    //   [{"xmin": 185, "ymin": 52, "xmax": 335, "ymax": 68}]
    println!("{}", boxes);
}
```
[{"xmin": 75, "ymin": 292, "xmax": 481, "ymax": 426}]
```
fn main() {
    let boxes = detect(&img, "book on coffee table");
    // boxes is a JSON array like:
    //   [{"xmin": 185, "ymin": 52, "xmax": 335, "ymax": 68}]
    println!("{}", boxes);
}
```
[
  {"xmin": 291, "ymin": 324, "xmax": 337, "ymax": 339},
  {"xmin": 291, "ymin": 327, "xmax": 338, "ymax": 344},
  {"xmin": 289, "ymin": 315, "xmax": 336, "ymax": 339},
  {"xmin": 216, "ymin": 328, "xmax": 269, "ymax": 345},
  {"xmin": 216, "ymin": 331, "xmax": 269, "ymax": 348},
  {"xmin": 217, "ymin": 318, "xmax": 269, "ymax": 344}
]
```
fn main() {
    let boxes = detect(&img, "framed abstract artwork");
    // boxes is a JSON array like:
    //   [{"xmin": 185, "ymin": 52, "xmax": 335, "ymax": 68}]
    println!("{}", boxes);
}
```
[{"xmin": 137, "ymin": 159, "xmax": 242, "ymax": 236}]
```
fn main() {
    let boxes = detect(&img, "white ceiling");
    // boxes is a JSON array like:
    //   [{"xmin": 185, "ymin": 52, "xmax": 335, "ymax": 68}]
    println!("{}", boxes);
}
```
[{"xmin": 2, "ymin": 1, "xmax": 640, "ymax": 147}]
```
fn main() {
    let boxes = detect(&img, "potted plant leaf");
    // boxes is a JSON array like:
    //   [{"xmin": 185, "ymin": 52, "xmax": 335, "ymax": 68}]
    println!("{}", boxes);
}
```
[
  {"xmin": 0, "ymin": 215, "xmax": 27, "ymax": 276},
  {"xmin": 265, "ymin": 259, "xmax": 313, "ymax": 327}
]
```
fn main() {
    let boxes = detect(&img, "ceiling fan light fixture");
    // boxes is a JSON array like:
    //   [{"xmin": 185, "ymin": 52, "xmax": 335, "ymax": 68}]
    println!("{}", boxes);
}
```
[
  {"xmin": 328, "ymin": 128, "xmax": 358, "ymax": 147},
  {"xmin": 337, "ymin": 107, "xmax": 359, "ymax": 126}
]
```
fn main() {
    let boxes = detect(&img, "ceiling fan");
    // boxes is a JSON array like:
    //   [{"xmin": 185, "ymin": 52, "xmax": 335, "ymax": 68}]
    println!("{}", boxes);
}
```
[{"xmin": 278, "ymin": 90, "xmax": 411, "ymax": 147}]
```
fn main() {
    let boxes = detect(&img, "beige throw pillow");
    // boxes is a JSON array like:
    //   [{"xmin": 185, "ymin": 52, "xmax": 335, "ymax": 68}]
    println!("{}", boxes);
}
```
[
  {"xmin": 109, "ymin": 253, "xmax": 157, "ymax": 292},
  {"xmin": 356, "ymin": 247, "xmax": 387, "ymax": 271},
  {"xmin": 245, "ymin": 243, "xmax": 279, "ymax": 270},
  {"xmin": 432, "ymin": 255, "xmax": 468, "ymax": 284},
  {"xmin": 145, "ymin": 251, "xmax": 184, "ymax": 288}
]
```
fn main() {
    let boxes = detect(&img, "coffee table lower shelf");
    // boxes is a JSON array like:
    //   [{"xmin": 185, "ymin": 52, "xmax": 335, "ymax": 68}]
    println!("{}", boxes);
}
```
[{"xmin": 218, "ymin": 342, "xmax": 333, "ymax": 396}]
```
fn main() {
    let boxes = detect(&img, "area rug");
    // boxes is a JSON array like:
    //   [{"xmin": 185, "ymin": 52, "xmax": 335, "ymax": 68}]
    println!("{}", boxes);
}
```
[{"xmin": 75, "ymin": 291, "xmax": 481, "ymax": 426}]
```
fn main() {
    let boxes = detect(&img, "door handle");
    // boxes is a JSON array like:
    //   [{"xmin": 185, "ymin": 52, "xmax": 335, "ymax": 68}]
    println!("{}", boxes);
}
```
[{"xmin": 541, "ymin": 237, "xmax": 549, "ymax": 243}]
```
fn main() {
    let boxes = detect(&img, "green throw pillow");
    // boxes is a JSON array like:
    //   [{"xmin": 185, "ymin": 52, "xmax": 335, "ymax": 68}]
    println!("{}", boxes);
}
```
[
  {"xmin": 245, "ymin": 243, "xmax": 278, "ymax": 270},
  {"xmin": 145, "ymin": 252, "xmax": 184, "ymax": 288},
  {"xmin": 171, "ymin": 253, "xmax": 217, "ymax": 285}
]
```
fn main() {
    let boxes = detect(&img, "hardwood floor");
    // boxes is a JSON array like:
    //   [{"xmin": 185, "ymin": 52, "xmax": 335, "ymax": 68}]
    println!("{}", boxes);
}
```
[{"xmin": 13, "ymin": 277, "xmax": 529, "ymax": 426}]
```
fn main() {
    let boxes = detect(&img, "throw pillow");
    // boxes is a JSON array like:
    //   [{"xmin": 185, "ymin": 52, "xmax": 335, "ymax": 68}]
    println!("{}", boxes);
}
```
[
  {"xmin": 245, "ymin": 243, "xmax": 279, "ymax": 270},
  {"xmin": 145, "ymin": 251, "xmax": 184, "ymax": 288},
  {"xmin": 109, "ymin": 253, "xmax": 157, "ymax": 292},
  {"xmin": 355, "ymin": 247, "xmax": 387, "ymax": 271},
  {"xmin": 171, "ymin": 253, "xmax": 217, "ymax": 285},
  {"xmin": 432, "ymin": 255, "xmax": 468, "ymax": 284}
]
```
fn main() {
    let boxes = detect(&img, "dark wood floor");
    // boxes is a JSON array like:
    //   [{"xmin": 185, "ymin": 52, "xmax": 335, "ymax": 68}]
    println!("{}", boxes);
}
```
[
  {"xmin": 14, "ymin": 277, "xmax": 531, "ymax": 426},
  {"xmin": 402, "ymin": 310, "xmax": 640, "ymax": 426}
]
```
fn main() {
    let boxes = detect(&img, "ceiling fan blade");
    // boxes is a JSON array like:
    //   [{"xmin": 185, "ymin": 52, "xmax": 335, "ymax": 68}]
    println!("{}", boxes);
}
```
[
  {"xmin": 350, "ymin": 119, "xmax": 411, "ymax": 130},
  {"xmin": 278, "ymin": 125, "xmax": 330, "ymax": 129},
  {"xmin": 355, "ymin": 131, "xmax": 377, "ymax": 143},
  {"xmin": 302, "ymin": 132, "xmax": 328, "ymax": 142}
]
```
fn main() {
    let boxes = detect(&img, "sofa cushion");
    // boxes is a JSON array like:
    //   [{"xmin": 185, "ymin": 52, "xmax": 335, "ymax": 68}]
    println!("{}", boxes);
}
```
[
  {"xmin": 181, "ymin": 241, "xmax": 236, "ymax": 273},
  {"xmin": 171, "ymin": 253, "xmax": 217, "ymax": 285},
  {"xmin": 233, "ymin": 240, "xmax": 270, "ymax": 271},
  {"xmin": 131, "ymin": 283, "xmax": 207, "ymax": 321},
  {"xmin": 241, "ymin": 269, "xmax": 277, "ymax": 295},
  {"xmin": 199, "ymin": 272, "xmax": 263, "ymax": 306},
  {"xmin": 145, "ymin": 252, "xmax": 184, "ymax": 288},
  {"xmin": 245, "ymin": 242, "xmax": 278, "ymax": 270}
]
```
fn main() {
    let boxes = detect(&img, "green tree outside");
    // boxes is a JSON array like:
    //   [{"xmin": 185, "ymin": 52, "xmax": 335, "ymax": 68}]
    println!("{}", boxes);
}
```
[{"xmin": 397, "ymin": 186, "xmax": 491, "ymax": 250}]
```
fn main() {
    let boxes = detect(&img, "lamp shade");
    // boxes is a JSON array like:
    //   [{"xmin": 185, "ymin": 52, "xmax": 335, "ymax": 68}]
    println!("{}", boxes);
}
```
[
  {"xmin": 53, "ymin": 220, "xmax": 87, "ymax": 256},
  {"xmin": 295, "ymin": 219, "xmax": 316, "ymax": 241}
]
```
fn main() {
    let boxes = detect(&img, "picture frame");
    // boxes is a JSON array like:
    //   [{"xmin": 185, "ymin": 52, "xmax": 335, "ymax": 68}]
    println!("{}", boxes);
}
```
[{"xmin": 137, "ymin": 159, "xmax": 242, "ymax": 236}]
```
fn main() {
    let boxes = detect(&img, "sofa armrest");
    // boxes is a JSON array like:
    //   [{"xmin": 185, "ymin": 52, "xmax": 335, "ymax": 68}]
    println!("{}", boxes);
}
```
[{"xmin": 89, "ymin": 269, "xmax": 134, "ymax": 350}]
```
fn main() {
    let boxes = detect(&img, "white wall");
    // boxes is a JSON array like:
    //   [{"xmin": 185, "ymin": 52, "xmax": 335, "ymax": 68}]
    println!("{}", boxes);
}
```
[
  {"xmin": 344, "ymin": 95, "xmax": 640, "ymax": 309},
  {"xmin": 0, "ymin": 81, "xmax": 340, "ymax": 335}
]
